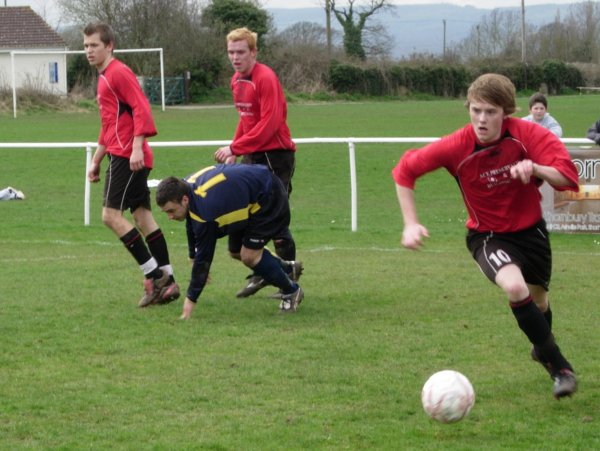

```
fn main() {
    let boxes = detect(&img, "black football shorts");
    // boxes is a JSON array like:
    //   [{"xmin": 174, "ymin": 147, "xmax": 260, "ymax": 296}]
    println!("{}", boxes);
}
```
[
  {"xmin": 466, "ymin": 219, "xmax": 552, "ymax": 290},
  {"xmin": 241, "ymin": 149, "xmax": 295, "ymax": 196},
  {"xmin": 228, "ymin": 174, "xmax": 291, "ymax": 253},
  {"xmin": 103, "ymin": 154, "xmax": 152, "ymax": 213}
]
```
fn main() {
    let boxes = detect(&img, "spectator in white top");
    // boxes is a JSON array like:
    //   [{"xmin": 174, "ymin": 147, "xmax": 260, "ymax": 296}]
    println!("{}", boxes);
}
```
[{"xmin": 522, "ymin": 92, "xmax": 563, "ymax": 137}]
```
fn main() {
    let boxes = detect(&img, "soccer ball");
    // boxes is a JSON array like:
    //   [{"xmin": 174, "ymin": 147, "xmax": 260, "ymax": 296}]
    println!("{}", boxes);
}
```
[{"xmin": 421, "ymin": 370, "xmax": 475, "ymax": 423}]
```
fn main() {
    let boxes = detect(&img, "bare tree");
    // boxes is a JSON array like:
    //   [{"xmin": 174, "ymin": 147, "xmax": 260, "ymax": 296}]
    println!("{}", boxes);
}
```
[
  {"xmin": 57, "ymin": 0, "xmax": 128, "ymax": 29},
  {"xmin": 564, "ymin": 1, "xmax": 600, "ymax": 63},
  {"xmin": 329, "ymin": 0, "xmax": 391, "ymax": 61},
  {"xmin": 453, "ymin": 9, "xmax": 525, "ymax": 62},
  {"xmin": 527, "ymin": 15, "xmax": 569, "ymax": 63},
  {"xmin": 453, "ymin": 2, "xmax": 600, "ymax": 65},
  {"xmin": 57, "ymin": 0, "xmax": 208, "ymax": 76},
  {"xmin": 268, "ymin": 22, "xmax": 343, "ymax": 92}
]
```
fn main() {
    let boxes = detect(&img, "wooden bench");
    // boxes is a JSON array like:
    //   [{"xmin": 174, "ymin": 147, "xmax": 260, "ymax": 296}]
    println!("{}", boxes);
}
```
[{"xmin": 577, "ymin": 86, "xmax": 600, "ymax": 94}]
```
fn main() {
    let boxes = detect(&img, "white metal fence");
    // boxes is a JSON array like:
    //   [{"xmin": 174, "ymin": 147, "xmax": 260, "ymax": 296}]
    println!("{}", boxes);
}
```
[{"xmin": 0, "ymin": 137, "xmax": 594, "ymax": 230}]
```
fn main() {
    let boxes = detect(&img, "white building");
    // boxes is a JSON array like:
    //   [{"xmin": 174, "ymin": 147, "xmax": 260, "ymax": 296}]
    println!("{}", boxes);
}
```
[{"xmin": 0, "ymin": 6, "xmax": 68, "ymax": 95}]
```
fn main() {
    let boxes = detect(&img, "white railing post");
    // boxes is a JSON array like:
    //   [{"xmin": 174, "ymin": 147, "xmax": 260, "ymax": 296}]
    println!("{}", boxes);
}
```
[
  {"xmin": 348, "ymin": 141, "xmax": 358, "ymax": 232},
  {"xmin": 11, "ymin": 51, "xmax": 17, "ymax": 119},
  {"xmin": 84, "ymin": 144, "xmax": 93, "ymax": 226},
  {"xmin": 160, "ymin": 48, "xmax": 166, "ymax": 112}
]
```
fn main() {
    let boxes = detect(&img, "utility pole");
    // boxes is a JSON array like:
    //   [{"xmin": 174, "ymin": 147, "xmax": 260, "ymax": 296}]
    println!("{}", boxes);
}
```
[
  {"xmin": 521, "ymin": 0, "xmax": 526, "ymax": 63},
  {"xmin": 521, "ymin": 0, "xmax": 528, "ymax": 90},
  {"xmin": 325, "ymin": 0, "xmax": 332, "ymax": 58},
  {"xmin": 443, "ymin": 19, "xmax": 447, "ymax": 58}
]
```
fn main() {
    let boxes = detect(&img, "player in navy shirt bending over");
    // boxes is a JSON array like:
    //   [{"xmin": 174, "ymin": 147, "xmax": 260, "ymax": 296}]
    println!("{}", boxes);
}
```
[
  {"xmin": 392, "ymin": 73, "xmax": 579, "ymax": 399},
  {"xmin": 156, "ymin": 164, "xmax": 304, "ymax": 320}
]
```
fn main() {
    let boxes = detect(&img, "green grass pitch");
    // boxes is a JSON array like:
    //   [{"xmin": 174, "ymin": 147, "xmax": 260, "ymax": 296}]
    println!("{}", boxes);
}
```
[{"xmin": 1, "ymin": 96, "xmax": 599, "ymax": 449}]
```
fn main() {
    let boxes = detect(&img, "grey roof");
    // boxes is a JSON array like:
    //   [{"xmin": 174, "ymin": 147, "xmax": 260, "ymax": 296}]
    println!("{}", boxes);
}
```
[{"xmin": 0, "ymin": 6, "xmax": 66, "ymax": 49}]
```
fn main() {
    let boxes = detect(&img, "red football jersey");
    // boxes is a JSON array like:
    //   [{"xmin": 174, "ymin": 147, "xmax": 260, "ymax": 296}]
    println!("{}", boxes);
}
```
[
  {"xmin": 97, "ymin": 59, "xmax": 157, "ymax": 168},
  {"xmin": 392, "ymin": 117, "xmax": 579, "ymax": 233},
  {"xmin": 229, "ymin": 62, "xmax": 296, "ymax": 155}
]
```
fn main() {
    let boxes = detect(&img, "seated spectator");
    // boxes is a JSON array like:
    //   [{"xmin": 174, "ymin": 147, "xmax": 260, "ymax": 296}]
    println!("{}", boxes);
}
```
[{"xmin": 522, "ymin": 92, "xmax": 563, "ymax": 137}]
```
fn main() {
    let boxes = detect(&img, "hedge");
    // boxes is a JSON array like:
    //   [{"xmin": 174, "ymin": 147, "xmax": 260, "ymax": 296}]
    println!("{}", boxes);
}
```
[{"xmin": 328, "ymin": 60, "xmax": 584, "ymax": 97}]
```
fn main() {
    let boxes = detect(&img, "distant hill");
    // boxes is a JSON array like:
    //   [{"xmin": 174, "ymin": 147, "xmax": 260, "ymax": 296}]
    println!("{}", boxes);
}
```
[{"xmin": 268, "ymin": 3, "xmax": 574, "ymax": 59}]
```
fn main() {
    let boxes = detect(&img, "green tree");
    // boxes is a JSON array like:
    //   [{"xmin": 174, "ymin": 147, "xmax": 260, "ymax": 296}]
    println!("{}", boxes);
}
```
[
  {"xmin": 329, "ymin": 0, "xmax": 390, "ymax": 61},
  {"xmin": 201, "ymin": 0, "xmax": 272, "ymax": 49}
]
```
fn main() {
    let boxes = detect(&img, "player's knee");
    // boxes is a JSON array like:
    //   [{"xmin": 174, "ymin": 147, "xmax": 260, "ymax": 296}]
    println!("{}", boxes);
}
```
[
  {"xmin": 229, "ymin": 251, "xmax": 241, "ymax": 261},
  {"xmin": 239, "ymin": 247, "xmax": 262, "ymax": 268},
  {"xmin": 101, "ymin": 210, "xmax": 116, "ymax": 228},
  {"xmin": 240, "ymin": 254, "xmax": 254, "ymax": 267},
  {"xmin": 503, "ymin": 280, "xmax": 529, "ymax": 301}
]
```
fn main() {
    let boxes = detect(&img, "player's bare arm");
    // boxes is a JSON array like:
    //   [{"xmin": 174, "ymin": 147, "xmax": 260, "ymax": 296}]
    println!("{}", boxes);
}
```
[
  {"xmin": 511, "ymin": 159, "xmax": 577, "ymax": 188},
  {"xmin": 395, "ymin": 184, "xmax": 430, "ymax": 250},
  {"xmin": 88, "ymin": 145, "xmax": 107, "ymax": 183},
  {"xmin": 129, "ymin": 136, "xmax": 146, "ymax": 171}
]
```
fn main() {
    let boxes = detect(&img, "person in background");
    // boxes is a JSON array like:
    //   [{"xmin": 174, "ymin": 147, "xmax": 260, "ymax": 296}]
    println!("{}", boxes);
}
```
[
  {"xmin": 392, "ymin": 73, "xmax": 578, "ymax": 400},
  {"xmin": 586, "ymin": 117, "xmax": 600, "ymax": 145},
  {"xmin": 84, "ymin": 22, "xmax": 179, "ymax": 307},
  {"xmin": 522, "ymin": 92, "xmax": 563, "ymax": 137},
  {"xmin": 214, "ymin": 27, "xmax": 301, "ymax": 299},
  {"xmin": 155, "ymin": 164, "xmax": 304, "ymax": 320}
]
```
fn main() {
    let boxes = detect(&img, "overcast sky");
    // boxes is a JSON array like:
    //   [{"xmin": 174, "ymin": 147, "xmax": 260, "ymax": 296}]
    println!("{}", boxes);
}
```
[
  {"xmin": 265, "ymin": 0, "xmax": 585, "ymax": 7},
  {"xmin": 4, "ymin": 0, "xmax": 592, "ymax": 27}
]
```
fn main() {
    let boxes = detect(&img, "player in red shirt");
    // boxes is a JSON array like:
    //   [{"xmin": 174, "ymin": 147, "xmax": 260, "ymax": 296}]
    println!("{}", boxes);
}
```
[
  {"xmin": 84, "ymin": 22, "xmax": 178, "ymax": 308},
  {"xmin": 214, "ymin": 27, "xmax": 302, "ymax": 299},
  {"xmin": 392, "ymin": 73, "xmax": 579, "ymax": 399}
]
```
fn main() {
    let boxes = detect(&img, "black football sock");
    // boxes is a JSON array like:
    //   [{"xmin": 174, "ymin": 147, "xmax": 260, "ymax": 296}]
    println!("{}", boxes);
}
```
[
  {"xmin": 146, "ymin": 228, "xmax": 173, "ymax": 282},
  {"xmin": 511, "ymin": 296, "xmax": 572, "ymax": 372},
  {"xmin": 533, "ymin": 304, "xmax": 553, "ymax": 361},
  {"xmin": 543, "ymin": 304, "xmax": 553, "ymax": 329},
  {"xmin": 145, "ymin": 229, "xmax": 170, "ymax": 267},
  {"xmin": 120, "ymin": 228, "xmax": 161, "ymax": 279}
]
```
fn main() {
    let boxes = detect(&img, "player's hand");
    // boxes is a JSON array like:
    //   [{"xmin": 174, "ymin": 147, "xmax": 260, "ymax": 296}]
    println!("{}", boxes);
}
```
[
  {"xmin": 214, "ymin": 146, "xmax": 233, "ymax": 163},
  {"xmin": 510, "ymin": 159, "xmax": 535, "ymax": 184},
  {"xmin": 224, "ymin": 155, "xmax": 237, "ymax": 165},
  {"xmin": 180, "ymin": 298, "xmax": 196, "ymax": 320},
  {"xmin": 401, "ymin": 223, "xmax": 429, "ymax": 250},
  {"xmin": 130, "ymin": 147, "xmax": 145, "ymax": 171},
  {"xmin": 88, "ymin": 162, "xmax": 101, "ymax": 183}
]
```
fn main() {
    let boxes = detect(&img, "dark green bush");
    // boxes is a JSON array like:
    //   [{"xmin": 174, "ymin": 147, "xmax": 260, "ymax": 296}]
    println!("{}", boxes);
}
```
[{"xmin": 328, "ymin": 61, "xmax": 585, "ymax": 98}]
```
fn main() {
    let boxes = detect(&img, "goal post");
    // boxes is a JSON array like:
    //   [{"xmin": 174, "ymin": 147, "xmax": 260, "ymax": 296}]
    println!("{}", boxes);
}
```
[{"xmin": 9, "ymin": 48, "xmax": 164, "ymax": 118}]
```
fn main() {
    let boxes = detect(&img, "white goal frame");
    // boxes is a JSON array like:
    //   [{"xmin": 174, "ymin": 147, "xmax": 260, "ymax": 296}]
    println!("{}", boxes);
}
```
[{"xmin": 10, "ymin": 48, "xmax": 164, "ymax": 118}]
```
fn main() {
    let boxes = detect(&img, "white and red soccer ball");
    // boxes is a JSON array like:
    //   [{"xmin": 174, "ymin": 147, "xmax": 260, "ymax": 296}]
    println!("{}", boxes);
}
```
[{"xmin": 421, "ymin": 370, "xmax": 475, "ymax": 423}]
